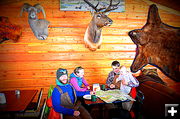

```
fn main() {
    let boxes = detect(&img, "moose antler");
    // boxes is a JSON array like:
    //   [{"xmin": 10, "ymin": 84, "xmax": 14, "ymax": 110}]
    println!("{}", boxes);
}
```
[
  {"xmin": 103, "ymin": 0, "xmax": 121, "ymax": 13},
  {"xmin": 20, "ymin": 3, "xmax": 32, "ymax": 16},
  {"xmin": 84, "ymin": 0, "xmax": 120, "ymax": 13},
  {"xmin": 34, "ymin": 4, "xmax": 46, "ymax": 18},
  {"xmin": 84, "ymin": 0, "xmax": 106, "ymax": 12}
]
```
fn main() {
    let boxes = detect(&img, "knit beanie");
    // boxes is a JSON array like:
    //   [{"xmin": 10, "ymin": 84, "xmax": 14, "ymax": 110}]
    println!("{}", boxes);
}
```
[{"xmin": 56, "ymin": 68, "xmax": 68, "ymax": 79}]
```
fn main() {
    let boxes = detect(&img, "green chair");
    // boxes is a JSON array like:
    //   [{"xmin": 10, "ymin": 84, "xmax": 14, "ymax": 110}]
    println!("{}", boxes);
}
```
[{"xmin": 44, "ymin": 85, "xmax": 55, "ymax": 116}]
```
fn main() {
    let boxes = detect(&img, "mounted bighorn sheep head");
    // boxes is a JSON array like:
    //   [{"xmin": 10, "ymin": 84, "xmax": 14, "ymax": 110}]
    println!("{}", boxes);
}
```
[
  {"xmin": 20, "ymin": 3, "xmax": 50, "ymax": 40},
  {"xmin": 84, "ymin": 0, "xmax": 120, "ymax": 51}
]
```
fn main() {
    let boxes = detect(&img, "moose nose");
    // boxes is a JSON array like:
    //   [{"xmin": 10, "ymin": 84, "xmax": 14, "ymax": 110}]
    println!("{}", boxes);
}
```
[
  {"xmin": 128, "ymin": 31, "xmax": 133, "ymax": 36},
  {"xmin": 128, "ymin": 31, "xmax": 136, "ymax": 36}
]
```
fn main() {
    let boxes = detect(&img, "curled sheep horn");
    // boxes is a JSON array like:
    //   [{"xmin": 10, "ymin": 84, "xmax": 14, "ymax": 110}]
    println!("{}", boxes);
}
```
[
  {"xmin": 34, "ymin": 4, "xmax": 46, "ymax": 18},
  {"xmin": 20, "ymin": 3, "xmax": 32, "ymax": 17}
]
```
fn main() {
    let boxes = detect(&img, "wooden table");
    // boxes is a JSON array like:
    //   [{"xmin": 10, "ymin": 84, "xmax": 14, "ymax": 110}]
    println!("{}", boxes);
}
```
[
  {"xmin": 84, "ymin": 96, "xmax": 105, "ymax": 105},
  {"xmin": 84, "ymin": 85, "xmax": 129, "ymax": 105},
  {"xmin": 0, "ymin": 90, "xmax": 38, "ymax": 112},
  {"xmin": 84, "ymin": 94, "xmax": 129, "ymax": 106},
  {"xmin": 83, "ymin": 86, "xmax": 130, "ymax": 119}
]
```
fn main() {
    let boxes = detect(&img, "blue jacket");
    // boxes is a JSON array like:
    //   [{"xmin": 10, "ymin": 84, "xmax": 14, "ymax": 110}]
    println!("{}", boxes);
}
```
[
  {"xmin": 70, "ymin": 73, "xmax": 83, "ymax": 87},
  {"xmin": 52, "ymin": 84, "xmax": 90, "ymax": 115}
]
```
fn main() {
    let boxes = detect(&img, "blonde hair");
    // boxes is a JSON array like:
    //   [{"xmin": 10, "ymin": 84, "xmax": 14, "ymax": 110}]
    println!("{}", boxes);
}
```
[
  {"xmin": 120, "ymin": 65, "xmax": 128, "ymax": 74},
  {"xmin": 120, "ymin": 65, "xmax": 126, "ymax": 70}
]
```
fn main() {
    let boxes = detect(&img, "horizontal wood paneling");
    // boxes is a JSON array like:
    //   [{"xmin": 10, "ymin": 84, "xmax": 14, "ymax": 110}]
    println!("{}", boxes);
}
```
[
  {"xmin": 0, "ymin": 0, "xmax": 179, "ymax": 102},
  {"xmin": 0, "ymin": 52, "xmax": 136, "ymax": 61},
  {"xmin": 0, "ymin": 44, "xmax": 136, "ymax": 53},
  {"xmin": 0, "ymin": 60, "xmax": 134, "ymax": 70}
]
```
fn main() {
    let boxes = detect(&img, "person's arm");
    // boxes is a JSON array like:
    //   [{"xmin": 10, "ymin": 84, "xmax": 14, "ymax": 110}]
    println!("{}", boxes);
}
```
[
  {"xmin": 127, "ymin": 73, "xmax": 139, "ymax": 87},
  {"xmin": 52, "ymin": 88, "xmax": 74, "ymax": 115},
  {"xmin": 106, "ymin": 71, "xmax": 115, "ymax": 87},
  {"xmin": 70, "ymin": 77, "xmax": 87, "ymax": 91},
  {"xmin": 113, "ymin": 75, "xmax": 122, "ymax": 89},
  {"xmin": 82, "ymin": 77, "xmax": 89, "ymax": 86},
  {"xmin": 82, "ymin": 78, "xmax": 90, "ymax": 89},
  {"xmin": 76, "ymin": 90, "xmax": 90, "ymax": 97}
]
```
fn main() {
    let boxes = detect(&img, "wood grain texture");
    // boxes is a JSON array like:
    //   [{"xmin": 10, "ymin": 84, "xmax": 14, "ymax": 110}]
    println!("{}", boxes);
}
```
[{"xmin": 0, "ymin": 0, "xmax": 179, "ymax": 101}]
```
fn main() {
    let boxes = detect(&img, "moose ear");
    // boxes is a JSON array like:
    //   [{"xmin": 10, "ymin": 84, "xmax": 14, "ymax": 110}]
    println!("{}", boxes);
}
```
[
  {"xmin": 90, "ymin": 9, "xmax": 95, "ymax": 16},
  {"xmin": 147, "ymin": 4, "xmax": 161, "ymax": 25}
]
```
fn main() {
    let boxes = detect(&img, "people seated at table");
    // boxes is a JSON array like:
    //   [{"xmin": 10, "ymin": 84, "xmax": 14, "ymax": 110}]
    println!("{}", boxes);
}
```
[
  {"xmin": 106, "ymin": 60, "xmax": 121, "ymax": 89},
  {"xmin": 116, "ymin": 65, "xmax": 139, "ymax": 116},
  {"xmin": 52, "ymin": 68, "xmax": 93, "ymax": 119},
  {"xmin": 106, "ymin": 61, "xmax": 139, "ymax": 113},
  {"xmin": 69, "ymin": 66, "xmax": 90, "ymax": 91}
]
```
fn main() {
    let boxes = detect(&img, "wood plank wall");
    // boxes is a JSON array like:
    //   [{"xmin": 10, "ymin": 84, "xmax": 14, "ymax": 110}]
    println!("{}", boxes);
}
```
[{"xmin": 0, "ymin": 0, "xmax": 180, "ymax": 101}]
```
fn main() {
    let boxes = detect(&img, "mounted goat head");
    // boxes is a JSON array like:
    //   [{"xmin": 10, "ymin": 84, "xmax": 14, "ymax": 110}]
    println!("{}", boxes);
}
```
[
  {"xmin": 84, "ymin": 0, "xmax": 120, "ymax": 51},
  {"xmin": 20, "ymin": 3, "xmax": 50, "ymax": 40}
]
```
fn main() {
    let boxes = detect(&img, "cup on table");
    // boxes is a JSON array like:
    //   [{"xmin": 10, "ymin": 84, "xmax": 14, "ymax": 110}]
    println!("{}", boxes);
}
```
[
  {"xmin": 101, "ymin": 84, "xmax": 106, "ymax": 90},
  {"xmin": 91, "ymin": 95, "xmax": 97, "ymax": 102},
  {"xmin": 0, "ymin": 93, "xmax": 6, "ymax": 104},
  {"xmin": 15, "ymin": 89, "xmax": 20, "ymax": 95}
]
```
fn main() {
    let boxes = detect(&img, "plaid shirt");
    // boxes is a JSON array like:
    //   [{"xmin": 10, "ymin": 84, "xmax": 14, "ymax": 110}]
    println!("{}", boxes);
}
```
[
  {"xmin": 117, "ymin": 72, "xmax": 139, "ymax": 94},
  {"xmin": 106, "ymin": 71, "xmax": 119, "ymax": 86},
  {"xmin": 106, "ymin": 71, "xmax": 139, "ymax": 88}
]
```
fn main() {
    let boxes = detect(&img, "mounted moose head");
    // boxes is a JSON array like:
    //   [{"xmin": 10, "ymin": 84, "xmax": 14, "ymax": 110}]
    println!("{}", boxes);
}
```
[
  {"xmin": 20, "ymin": 3, "xmax": 50, "ymax": 40},
  {"xmin": 84, "ymin": 0, "xmax": 120, "ymax": 51},
  {"xmin": 129, "ymin": 4, "xmax": 180, "ymax": 81}
]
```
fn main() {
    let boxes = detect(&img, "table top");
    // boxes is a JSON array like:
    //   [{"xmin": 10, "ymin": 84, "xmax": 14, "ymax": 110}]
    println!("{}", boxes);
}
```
[
  {"xmin": 84, "ymin": 95, "xmax": 129, "ymax": 105},
  {"xmin": 83, "ymin": 84, "xmax": 133, "ymax": 105},
  {"xmin": 84, "ymin": 89, "xmax": 130, "ymax": 105},
  {"xmin": 84, "ymin": 96, "xmax": 105, "ymax": 105},
  {"xmin": 0, "ymin": 90, "xmax": 38, "ymax": 112}
]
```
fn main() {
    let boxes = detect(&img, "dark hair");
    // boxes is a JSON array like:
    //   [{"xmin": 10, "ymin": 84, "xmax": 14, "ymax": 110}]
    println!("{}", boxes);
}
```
[
  {"xmin": 56, "ymin": 68, "xmax": 68, "ymax": 79},
  {"xmin": 74, "ymin": 66, "xmax": 84, "ymax": 74},
  {"xmin": 111, "ymin": 61, "xmax": 120, "ymax": 67}
]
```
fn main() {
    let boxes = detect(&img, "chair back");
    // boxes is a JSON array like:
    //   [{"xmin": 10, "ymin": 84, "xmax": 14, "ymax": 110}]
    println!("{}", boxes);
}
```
[
  {"xmin": 46, "ymin": 96, "xmax": 53, "ymax": 108},
  {"xmin": 130, "ymin": 87, "xmax": 137, "ymax": 99},
  {"xmin": 36, "ymin": 88, "xmax": 43, "ymax": 110},
  {"xmin": 136, "ymin": 90, "xmax": 144, "ymax": 104},
  {"xmin": 39, "ymin": 99, "xmax": 46, "ymax": 119},
  {"xmin": 45, "ymin": 85, "xmax": 54, "ymax": 115}
]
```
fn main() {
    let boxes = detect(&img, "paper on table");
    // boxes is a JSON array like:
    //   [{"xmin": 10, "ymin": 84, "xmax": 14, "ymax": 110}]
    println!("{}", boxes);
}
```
[{"xmin": 96, "ymin": 89, "xmax": 135, "ymax": 103}]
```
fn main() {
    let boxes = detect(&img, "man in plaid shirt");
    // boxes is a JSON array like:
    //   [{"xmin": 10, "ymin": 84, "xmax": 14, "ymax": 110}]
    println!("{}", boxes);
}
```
[
  {"xmin": 106, "ymin": 61, "xmax": 139, "ymax": 115},
  {"xmin": 106, "ymin": 60, "xmax": 139, "ymax": 89},
  {"xmin": 106, "ymin": 60, "xmax": 121, "ymax": 89}
]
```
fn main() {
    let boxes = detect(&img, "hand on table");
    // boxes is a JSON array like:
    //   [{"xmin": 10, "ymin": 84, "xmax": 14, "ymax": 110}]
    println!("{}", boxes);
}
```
[
  {"xmin": 73, "ymin": 111, "xmax": 80, "ymax": 116},
  {"xmin": 86, "ymin": 86, "xmax": 90, "ymax": 90},
  {"xmin": 122, "ymin": 79, "xmax": 128, "ymax": 86},
  {"xmin": 90, "ymin": 91, "xmax": 96, "ymax": 95},
  {"xmin": 110, "ymin": 84, "xmax": 115, "ymax": 89}
]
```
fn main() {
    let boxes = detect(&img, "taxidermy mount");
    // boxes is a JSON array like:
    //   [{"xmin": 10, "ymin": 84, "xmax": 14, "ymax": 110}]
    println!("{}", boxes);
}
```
[
  {"xmin": 129, "ymin": 4, "xmax": 180, "ymax": 81},
  {"xmin": 20, "ymin": 3, "xmax": 50, "ymax": 40},
  {"xmin": 0, "ymin": 16, "xmax": 22, "ymax": 43},
  {"xmin": 84, "ymin": 0, "xmax": 120, "ymax": 51}
]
